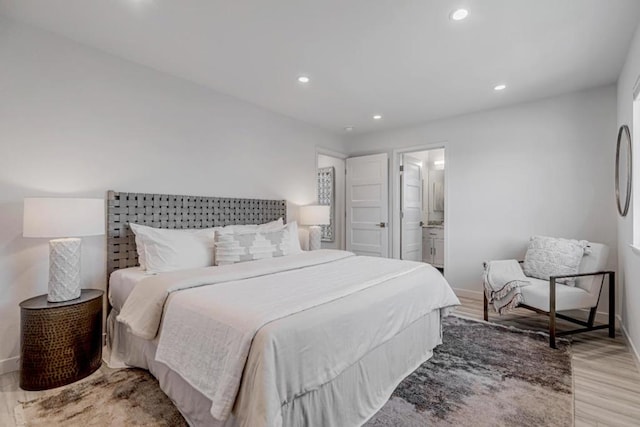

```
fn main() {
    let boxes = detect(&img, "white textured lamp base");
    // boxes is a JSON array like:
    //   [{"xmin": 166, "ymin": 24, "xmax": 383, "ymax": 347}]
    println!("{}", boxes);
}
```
[
  {"xmin": 308, "ymin": 226, "xmax": 322, "ymax": 251},
  {"xmin": 48, "ymin": 238, "xmax": 81, "ymax": 302}
]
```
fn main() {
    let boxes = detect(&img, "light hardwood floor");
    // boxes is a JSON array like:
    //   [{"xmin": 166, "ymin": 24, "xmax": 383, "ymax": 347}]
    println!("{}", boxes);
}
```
[{"xmin": 1, "ymin": 297, "xmax": 639, "ymax": 426}]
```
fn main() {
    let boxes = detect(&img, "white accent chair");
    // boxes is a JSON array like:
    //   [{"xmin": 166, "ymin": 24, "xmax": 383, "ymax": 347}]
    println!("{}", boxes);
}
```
[{"xmin": 484, "ymin": 242, "xmax": 615, "ymax": 348}]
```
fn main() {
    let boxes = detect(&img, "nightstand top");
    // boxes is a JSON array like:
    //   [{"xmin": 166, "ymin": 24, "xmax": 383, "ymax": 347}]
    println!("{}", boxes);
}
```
[{"xmin": 20, "ymin": 289, "xmax": 103, "ymax": 310}]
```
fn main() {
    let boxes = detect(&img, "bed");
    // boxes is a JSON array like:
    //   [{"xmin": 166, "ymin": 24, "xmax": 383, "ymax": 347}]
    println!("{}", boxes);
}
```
[{"xmin": 104, "ymin": 191, "xmax": 459, "ymax": 427}]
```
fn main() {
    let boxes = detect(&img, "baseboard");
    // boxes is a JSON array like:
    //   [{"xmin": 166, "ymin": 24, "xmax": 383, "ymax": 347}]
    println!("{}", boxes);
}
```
[
  {"xmin": 453, "ymin": 288, "xmax": 483, "ymax": 300},
  {"xmin": 0, "ymin": 356, "xmax": 19, "ymax": 375},
  {"xmin": 619, "ymin": 315, "xmax": 640, "ymax": 373}
]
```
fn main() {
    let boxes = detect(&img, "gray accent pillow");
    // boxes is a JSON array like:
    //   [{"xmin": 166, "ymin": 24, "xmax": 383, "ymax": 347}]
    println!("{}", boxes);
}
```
[
  {"xmin": 523, "ymin": 236, "xmax": 588, "ymax": 286},
  {"xmin": 215, "ymin": 228, "xmax": 290, "ymax": 266}
]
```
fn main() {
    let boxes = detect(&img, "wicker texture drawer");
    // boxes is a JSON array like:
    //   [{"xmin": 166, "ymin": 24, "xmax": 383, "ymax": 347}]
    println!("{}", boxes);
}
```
[{"xmin": 20, "ymin": 289, "xmax": 103, "ymax": 391}]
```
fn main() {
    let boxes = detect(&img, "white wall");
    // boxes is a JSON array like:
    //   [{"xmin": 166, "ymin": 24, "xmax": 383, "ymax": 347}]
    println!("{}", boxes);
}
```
[
  {"xmin": 617, "ymin": 21, "xmax": 640, "ymax": 361},
  {"xmin": 317, "ymin": 154, "xmax": 345, "ymax": 250},
  {"xmin": 346, "ymin": 86, "xmax": 618, "ymax": 303},
  {"xmin": 0, "ymin": 19, "xmax": 344, "ymax": 371}
]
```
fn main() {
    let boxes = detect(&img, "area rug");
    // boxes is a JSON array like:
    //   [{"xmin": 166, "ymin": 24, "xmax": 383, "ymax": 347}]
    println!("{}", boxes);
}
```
[
  {"xmin": 14, "ymin": 368, "xmax": 187, "ymax": 427},
  {"xmin": 15, "ymin": 316, "xmax": 572, "ymax": 427},
  {"xmin": 366, "ymin": 316, "xmax": 573, "ymax": 427}
]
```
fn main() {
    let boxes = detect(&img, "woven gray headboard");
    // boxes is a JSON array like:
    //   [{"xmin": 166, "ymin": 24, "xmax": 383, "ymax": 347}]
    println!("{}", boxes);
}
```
[{"xmin": 106, "ymin": 190, "xmax": 287, "ymax": 277}]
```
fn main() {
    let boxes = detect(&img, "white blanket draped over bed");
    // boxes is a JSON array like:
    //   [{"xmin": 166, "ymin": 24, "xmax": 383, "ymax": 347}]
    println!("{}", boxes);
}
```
[{"xmin": 117, "ymin": 250, "xmax": 459, "ymax": 425}]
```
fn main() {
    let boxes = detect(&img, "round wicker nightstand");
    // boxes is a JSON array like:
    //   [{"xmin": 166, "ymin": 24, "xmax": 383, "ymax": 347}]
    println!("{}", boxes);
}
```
[{"xmin": 19, "ymin": 289, "xmax": 103, "ymax": 391}]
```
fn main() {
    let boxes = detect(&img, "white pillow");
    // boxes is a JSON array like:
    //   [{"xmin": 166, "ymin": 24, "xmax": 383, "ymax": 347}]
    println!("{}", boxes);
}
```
[
  {"xmin": 215, "ymin": 227, "xmax": 290, "ymax": 266},
  {"xmin": 215, "ymin": 218, "xmax": 301, "ymax": 254},
  {"xmin": 523, "ymin": 236, "xmax": 588, "ymax": 286},
  {"xmin": 216, "ymin": 218, "xmax": 284, "ymax": 235},
  {"xmin": 130, "ymin": 223, "xmax": 216, "ymax": 274},
  {"xmin": 214, "ymin": 219, "xmax": 284, "ymax": 263},
  {"xmin": 130, "ymin": 219, "xmax": 286, "ymax": 273},
  {"xmin": 133, "ymin": 232, "xmax": 147, "ymax": 270}
]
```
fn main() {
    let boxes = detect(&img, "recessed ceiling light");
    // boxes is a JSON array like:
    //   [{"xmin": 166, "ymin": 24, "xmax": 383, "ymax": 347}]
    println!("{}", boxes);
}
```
[
  {"xmin": 297, "ymin": 76, "xmax": 310, "ymax": 83},
  {"xmin": 373, "ymin": 114, "xmax": 382, "ymax": 120},
  {"xmin": 344, "ymin": 126, "xmax": 354, "ymax": 132},
  {"xmin": 450, "ymin": 9, "xmax": 469, "ymax": 21},
  {"xmin": 494, "ymin": 84, "xmax": 507, "ymax": 91}
]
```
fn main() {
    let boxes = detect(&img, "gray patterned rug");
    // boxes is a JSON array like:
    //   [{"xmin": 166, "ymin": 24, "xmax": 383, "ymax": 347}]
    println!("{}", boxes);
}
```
[
  {"xmin": 366, "ymin": 316, "xmax": 573, "ymax": 426},
  {"xmin": 15, "ymin": 368, "xmax": 187, "ymax": 427},
  {"xmin": 15, "ymin": 316, "xmax": 572, "ymax": 426}
]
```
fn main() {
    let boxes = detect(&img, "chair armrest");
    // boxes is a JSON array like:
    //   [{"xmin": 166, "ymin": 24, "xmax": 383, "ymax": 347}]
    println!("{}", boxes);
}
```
[
  {"xmin": 549, "ymin": 270, "xmax": 614, "ymax": 281},
  {"xmin": 547, "ymin": 271, "xmax": 615, "ymax": 325}
]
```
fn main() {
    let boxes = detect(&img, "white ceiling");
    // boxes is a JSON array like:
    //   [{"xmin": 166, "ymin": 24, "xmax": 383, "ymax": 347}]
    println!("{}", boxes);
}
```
[{"xmin": 1, "ymin": 0, "xmax": 639, "ymax": 134}]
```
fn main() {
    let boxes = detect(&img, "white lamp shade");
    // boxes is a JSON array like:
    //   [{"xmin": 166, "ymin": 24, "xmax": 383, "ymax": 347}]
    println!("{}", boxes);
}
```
[
  {"xmin": 23, "ymin": 198, "xmax": 105, "ymax": 238},
  {"xmin": 299, "ymin": 205, "xmax": 330, "ymax": 226}
]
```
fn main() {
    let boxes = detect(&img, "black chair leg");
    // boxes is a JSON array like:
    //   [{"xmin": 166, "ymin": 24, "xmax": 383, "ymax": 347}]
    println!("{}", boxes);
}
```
[
  {"xmin": 609, "ymin": 272, "xmax": 616, "ymax": 338},
  {"xmin": 483, "ymin": 293, "xmax": 489, "ymax": 321},
  {"xmin": 549, "ymin": 278, "xmax": 557, "ymax": 349}
]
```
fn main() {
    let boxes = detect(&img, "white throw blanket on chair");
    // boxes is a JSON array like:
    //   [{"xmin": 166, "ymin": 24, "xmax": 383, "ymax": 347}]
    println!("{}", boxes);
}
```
[{"xmin": 483, "ymin": 260, "xmax": 530, "ymax": 314}]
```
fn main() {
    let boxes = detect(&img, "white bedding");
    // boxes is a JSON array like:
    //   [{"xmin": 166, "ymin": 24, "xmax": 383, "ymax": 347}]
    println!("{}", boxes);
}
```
[
  {"xmin": 108, "ymin": 267, "xmax": 148, "ymax": 311},
  {"xmin": 116, "ymin": 250, "xmax": 459, "ymax": 425},
  {"xmin": 106, "ymin": 307, "xmax": 443, "ymax": 427},
  {"xmin": 118, "ymin": 250, "xmax": 352, "ymax": 340}
]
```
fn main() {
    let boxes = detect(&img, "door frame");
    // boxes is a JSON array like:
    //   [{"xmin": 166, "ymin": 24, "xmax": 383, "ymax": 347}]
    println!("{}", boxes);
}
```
[{"xmin": 392, "ymin": 142, "xmax": 449, "ymax": 268}]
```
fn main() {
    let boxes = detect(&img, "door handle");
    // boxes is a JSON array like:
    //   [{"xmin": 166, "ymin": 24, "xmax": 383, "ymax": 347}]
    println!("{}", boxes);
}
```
[
  {"xmin": 419, "ymin": 221, "xmax": 424, "ymax": 226},
  {"xmin": 377, "ymin": 222, "xmax": 387, "ymax": 228}
]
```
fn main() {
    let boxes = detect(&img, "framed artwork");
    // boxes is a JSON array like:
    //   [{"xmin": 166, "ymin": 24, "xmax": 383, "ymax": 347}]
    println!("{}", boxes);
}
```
[{"xmin": 317, "ymin": 166, "xmax": 335, "ymax": 242}]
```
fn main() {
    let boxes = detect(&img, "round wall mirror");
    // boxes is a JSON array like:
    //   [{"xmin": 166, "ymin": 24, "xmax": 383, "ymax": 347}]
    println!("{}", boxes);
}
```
[{"xmin": 616, "ymin": 124, "xmax": 632, "ymax": 217}]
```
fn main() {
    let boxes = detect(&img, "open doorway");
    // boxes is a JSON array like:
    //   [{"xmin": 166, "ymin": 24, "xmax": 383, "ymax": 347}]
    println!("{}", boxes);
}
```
[{"xmin": 399, "ymin": 148, "xmax": 445, "ymax": 273}]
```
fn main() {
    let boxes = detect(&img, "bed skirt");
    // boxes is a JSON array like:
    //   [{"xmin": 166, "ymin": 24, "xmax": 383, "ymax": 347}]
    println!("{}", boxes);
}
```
[{"xmin": 105, "ymin": 308, "xmax": 443, "ymax": 427}]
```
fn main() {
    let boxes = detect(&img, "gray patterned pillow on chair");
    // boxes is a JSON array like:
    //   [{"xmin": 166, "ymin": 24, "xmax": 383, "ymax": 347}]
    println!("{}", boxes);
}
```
[
  {"xmin": 215, "ymin": 228, "xmax": 290, "ymax": 265},
  {"xmin": 523, "ymin": 236, "xmax": 588, "ymax": 286}
]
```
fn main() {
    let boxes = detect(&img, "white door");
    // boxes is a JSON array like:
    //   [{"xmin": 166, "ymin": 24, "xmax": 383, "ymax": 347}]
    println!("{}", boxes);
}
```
[
  {"xmin": 401, "ymin": 154, "xmax": 423, "ymax": 261},
  {"xmin": 346, "ymin": 153, "xmax": 389, "ymax": 257}
]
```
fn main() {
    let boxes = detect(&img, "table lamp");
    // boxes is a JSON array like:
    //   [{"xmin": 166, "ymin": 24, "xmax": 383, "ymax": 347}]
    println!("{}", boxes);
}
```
[
  {"xmin": 23, "ymin": 198, "xmax": 104, "ymax": 302},
  {"xmin": 299, "ymin": 205, "xmax": 330, "ymax": 251}
]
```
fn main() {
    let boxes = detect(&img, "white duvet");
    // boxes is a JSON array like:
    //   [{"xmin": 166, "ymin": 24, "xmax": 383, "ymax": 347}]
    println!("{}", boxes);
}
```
[{"xmin": 117, "ymin": 250, "xmax": 459, "ymax": 425}]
